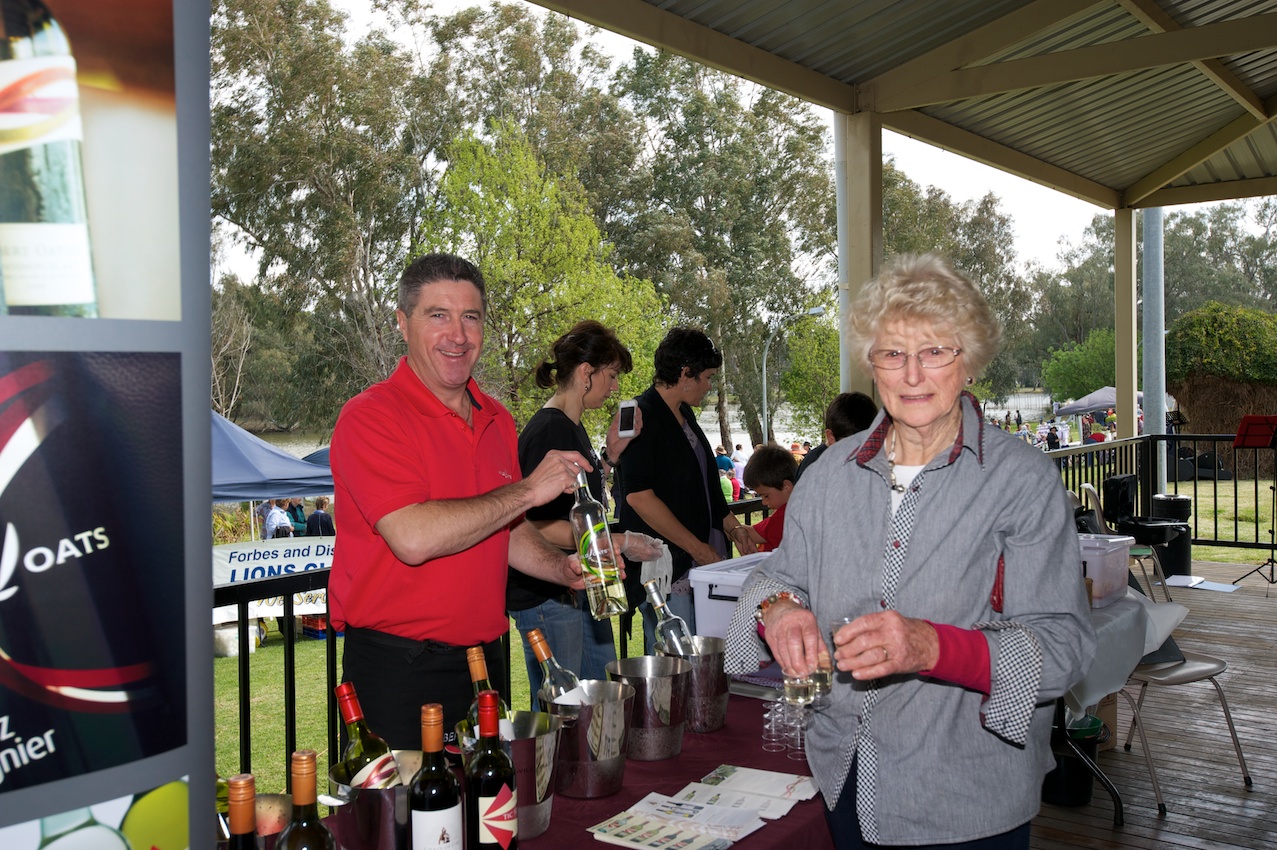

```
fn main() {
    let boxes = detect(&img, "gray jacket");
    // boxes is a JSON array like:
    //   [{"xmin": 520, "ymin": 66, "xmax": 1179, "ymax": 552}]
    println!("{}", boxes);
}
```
[{"xmin": 725, "ymin": 395, "xmax": 1096, "ymax": 844}]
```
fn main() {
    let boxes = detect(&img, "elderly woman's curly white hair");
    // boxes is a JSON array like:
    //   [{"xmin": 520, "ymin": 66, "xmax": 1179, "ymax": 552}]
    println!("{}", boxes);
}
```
[{"xmin": 847, "ymin": 253, "xmax": 1002, "ymax": 378}]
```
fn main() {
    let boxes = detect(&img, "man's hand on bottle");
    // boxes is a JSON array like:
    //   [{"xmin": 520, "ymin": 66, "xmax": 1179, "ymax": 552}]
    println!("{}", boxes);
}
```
[{"xmin": 524, "ymin": 449, "xmax": 594, "ymax": 504}]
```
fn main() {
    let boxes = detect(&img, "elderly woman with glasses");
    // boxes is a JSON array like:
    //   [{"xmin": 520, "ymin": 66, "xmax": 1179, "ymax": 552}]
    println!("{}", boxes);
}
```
[{"xmin": 726, "ymin": 254, "xmax": 1095, "ymax": 850}]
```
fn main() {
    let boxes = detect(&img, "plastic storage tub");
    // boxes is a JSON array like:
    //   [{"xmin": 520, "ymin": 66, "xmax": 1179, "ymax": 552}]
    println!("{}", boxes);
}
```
[
  {"xmin": 688, "ymin": 552, "xmax": 772, "ymax": 638},
  {"xmin": 1078, "ymin": 534, "xmax": 1134, "ymax": 609}
]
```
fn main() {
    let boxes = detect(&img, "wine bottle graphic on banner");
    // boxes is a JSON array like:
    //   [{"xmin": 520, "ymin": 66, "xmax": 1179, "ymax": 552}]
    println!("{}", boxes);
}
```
[
  {"xmin": 0, "ymin": 352, "xmax": 186, "ymax": 792},
  {"xmin": 0, "ymin": 0, "xmax": 99, "ymax": 316}
]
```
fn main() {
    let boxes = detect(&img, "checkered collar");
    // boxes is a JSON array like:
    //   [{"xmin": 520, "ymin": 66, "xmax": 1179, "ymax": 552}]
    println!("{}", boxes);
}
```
[{"xmin": 853, "ymin": 390, "xmax": 986, "ymax": 470}]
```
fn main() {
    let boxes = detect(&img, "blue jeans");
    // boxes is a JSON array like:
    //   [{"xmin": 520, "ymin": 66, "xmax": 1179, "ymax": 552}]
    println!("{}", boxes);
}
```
[
  {"xmin": 638, "ymin": 590, "xmax": 698, "ymax": 655},
  {"xmin": 512, "ymin": 591, "xmax": 616, "ymax": 710}
]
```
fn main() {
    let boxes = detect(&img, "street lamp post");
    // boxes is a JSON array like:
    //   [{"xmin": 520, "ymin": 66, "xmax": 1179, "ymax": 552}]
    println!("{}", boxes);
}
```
[{"xmin": 761, "ymin": 306, "xmax": 826, "ymax": 443}]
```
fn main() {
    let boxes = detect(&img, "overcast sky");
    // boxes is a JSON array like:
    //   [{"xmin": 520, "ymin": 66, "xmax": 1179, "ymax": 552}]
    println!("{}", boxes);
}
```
[{"xmin": 328, "ymin": 0, "xmax": 1225, "ymax": 274}]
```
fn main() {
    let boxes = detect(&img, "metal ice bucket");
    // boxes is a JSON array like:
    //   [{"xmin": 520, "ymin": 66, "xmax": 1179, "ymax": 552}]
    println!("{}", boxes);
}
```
[
  {"xmin": 657, "ymin": 635, "xmax": 729, "ymax": 733},
  {"xmin": 605, "ymin": 655, "xmax": 691, "ymax": 761},
  {"xmin": 542, "ymin": 679, "xmax": 635, "ymax": 798}
]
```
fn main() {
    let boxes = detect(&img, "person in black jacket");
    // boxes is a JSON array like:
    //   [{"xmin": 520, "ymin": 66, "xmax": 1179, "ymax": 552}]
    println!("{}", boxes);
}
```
[
  {"xmin": 305, "ymin": 496, "xmax": 336, "ymax": 536},
  {"xmin": 615, "ymin": 327, "xmax": 754, "ymax": 651}
]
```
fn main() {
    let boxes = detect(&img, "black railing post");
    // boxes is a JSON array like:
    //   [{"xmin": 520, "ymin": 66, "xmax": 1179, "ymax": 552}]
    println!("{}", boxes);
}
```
[
  {"xmin": 1138, "ymin": 436, "xmax": 1155, "ymax": 516},
  {"xmin": 236, "ymin": 599, "xmax": 252, "ymax": 774},
  {"xmin": 283, "ymin": 592, "xmax": 297, "ymax": 793},
  {"xmin": 326, "ymin": 616, "xmax": 339, "ymax": 775}
]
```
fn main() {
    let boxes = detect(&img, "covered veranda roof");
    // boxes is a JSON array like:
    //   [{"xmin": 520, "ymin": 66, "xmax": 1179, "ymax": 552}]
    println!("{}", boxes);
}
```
[
  {"xmin": 531, "ymin": 0, "xmax": 1277, "ymax": 438},
  {"xmin": 531, "ymin": 0, "xmax": 1277, "ymax": 210}
]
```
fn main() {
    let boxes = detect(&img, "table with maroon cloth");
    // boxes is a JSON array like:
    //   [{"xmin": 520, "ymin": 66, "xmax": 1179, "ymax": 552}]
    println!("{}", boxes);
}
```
[{"xmin": 524, "ymin": 693, "xmax": 835, "ymax": 849}]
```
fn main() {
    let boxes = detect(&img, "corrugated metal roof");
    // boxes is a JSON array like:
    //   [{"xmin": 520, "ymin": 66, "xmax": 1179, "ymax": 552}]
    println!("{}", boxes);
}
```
[{"xmin": 533, "ymin": 0, "xmax": 1277, "ymax": 208}]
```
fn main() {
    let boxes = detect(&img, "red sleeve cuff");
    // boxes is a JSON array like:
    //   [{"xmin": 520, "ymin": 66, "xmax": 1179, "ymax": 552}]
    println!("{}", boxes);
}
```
[{"xmin": 921, "ymin": 622, "xmax": 991, "ymax": 694}]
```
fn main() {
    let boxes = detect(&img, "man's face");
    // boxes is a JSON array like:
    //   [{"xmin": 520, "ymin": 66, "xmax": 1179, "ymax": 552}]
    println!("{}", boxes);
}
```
[{"xmin": 396, "ymin": 278, "xmax": 485, "ymax": 398}]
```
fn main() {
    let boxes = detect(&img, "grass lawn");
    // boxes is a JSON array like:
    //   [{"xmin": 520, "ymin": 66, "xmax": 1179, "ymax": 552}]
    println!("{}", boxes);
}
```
[{"xmin": 215, "ymin": 616, "xmax": 646, "ymax": 795}]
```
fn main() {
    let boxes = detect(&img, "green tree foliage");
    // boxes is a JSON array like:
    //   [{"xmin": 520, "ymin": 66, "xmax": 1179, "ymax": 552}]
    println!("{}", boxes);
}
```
[
  {"xmin": 610, "ymin": 52, "xmax": 835, "ymax": 446},
  {"xmin": 780, "ymin": 307, "xmax": 841, "ymax": 438},
  {"xmin": 1040, "ymin": 328, "xmax": 1132, "ymax": 403},
  {"xmin": 880, "ymin": 162, "xmax": 1025, "ymax": 401},
  {"xmin": 1166, "ymin": 302, "xmax": 1277, "ymax": 384},
  {"xmin": 424, "ymin": 122, "xmax": 664, "ymax": 429}
]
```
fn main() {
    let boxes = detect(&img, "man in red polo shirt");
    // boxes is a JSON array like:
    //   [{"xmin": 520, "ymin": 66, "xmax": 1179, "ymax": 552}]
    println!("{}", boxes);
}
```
[{"xmin": 329, "ymin": 253, "xmax": 591, "ymax": 748}]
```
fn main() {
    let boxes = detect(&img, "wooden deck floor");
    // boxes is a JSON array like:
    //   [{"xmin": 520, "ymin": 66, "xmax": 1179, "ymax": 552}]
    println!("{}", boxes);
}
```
[{"xmin": 1031, "ymin": 560, "xmax": 1277, "ymax": 850}]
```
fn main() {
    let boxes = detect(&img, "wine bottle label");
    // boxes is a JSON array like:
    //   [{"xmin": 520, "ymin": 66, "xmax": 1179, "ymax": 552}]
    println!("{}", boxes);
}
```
[
  {"xmin": 347, "ymin": 751, "xmax": 401, "ymax": 789},
  {"xmin": 411, "ymin": 803, "xmax": 462, "ymax": 850},
  {"xmin": 476, "ymin": 786, "xmax": 518, "ymax": 848},
  {"xmin": 0, "ymin": 222, "xmax": 95, "ymax": 306},
  {"xmin": 0, "ymin": 57, "xmax": 83, "ymax": 157}
]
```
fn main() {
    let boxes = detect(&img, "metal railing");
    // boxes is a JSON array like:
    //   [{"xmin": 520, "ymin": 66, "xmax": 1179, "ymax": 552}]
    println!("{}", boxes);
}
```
[
  {"xmin": 1056, "ymin": 433, "xmax": 1273, "ymax": 553},
  {"xmin": 216, "ymin": 500, "xmax": 773, "ymax": 779}
]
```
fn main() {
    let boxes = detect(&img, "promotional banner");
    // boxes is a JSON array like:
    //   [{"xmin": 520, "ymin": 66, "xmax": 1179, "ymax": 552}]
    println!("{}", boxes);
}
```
[
  {"xmin": 212, "ymin": 538, "xmax": 333, "ymax": 624},
  {"xmin": 0, "ymin": 352, "xmax": 186, "ymax": 793}
]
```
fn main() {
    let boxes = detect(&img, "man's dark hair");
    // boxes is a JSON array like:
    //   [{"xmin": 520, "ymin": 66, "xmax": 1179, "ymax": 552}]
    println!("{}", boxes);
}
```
[
  {"xmin": 397, "ymin": 253, "xmax": 486, "ymax": 315},
  {"xmin": 652, "ymin": 327, "xmax": 722, "ymax": 386},
  {"xmin": 825, "ymin": 391, "xmax": 879, "ymax": 440},
  {"xmin": 743, "ymin": 444, "xmax": 798, "ymax": 491}
]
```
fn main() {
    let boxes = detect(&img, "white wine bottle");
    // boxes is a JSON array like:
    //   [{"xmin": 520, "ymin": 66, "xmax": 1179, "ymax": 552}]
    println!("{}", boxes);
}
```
[
  {"xmin": 0, "ymin": 0, "xmax": 98, "ymax": 316},
  {"xmin": 526, "ymin": 628, "xmax": 580, "ymax": 703},
  {"xmin": 334, "ymin": 681, "xmax": 402, "ymax": 789},
  {"xmin": 569, "ymin": 469, "xmax": 627, "ymax": 619},
  {"xmin": 466, "ymin": 646, "xmax": 513, "ymax": 742},
  {"xmin": 644, "ymin": 580, "xmax": 692, "ymax": 656}
]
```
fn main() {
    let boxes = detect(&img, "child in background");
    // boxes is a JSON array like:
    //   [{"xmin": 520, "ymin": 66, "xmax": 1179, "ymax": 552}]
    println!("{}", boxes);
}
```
[{"xmin": 740, "ymin": 444, "xmax": 798, "ymax": 551}]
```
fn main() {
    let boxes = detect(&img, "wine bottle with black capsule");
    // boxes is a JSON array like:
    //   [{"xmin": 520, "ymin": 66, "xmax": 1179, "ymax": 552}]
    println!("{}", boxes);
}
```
[
  {"xmin": 466, "ymin": 690, "xmax": 518, "ymax": 850},
  {"xmin": 226, "ymin": 774, "xmax": 260, "ymax": 850},
  {"xmin": 334, "ymin": 681, "xmax": 402, "ymax": 788},
  {"xmin": 0, "ymin": 0, "xmax": 98, "ymax": 316},
  {"xmin": 276, "ymin": 750, "xmax": 336, "ymax": 850},
  {"xmin": 410, "ymin": 703, "xmax": 463, "ymax": 850}
]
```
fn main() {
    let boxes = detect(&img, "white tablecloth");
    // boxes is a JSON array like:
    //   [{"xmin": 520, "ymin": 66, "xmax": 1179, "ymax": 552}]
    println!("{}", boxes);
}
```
[{"xmin": 1064, "ymin": 590, "xmax": 1188, "ymax": 712}]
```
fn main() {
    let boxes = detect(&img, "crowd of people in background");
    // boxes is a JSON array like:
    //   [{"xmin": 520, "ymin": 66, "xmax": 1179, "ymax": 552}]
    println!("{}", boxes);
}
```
[{"xmin": 257, "ymin": 495, "xmax": 336, "ymax": 539}]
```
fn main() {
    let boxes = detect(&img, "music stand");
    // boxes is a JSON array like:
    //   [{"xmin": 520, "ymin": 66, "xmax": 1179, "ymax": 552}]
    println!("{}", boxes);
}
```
[{"xmin": 1233, "ymin": 416, "xmax": 1277, "ymax": 590}]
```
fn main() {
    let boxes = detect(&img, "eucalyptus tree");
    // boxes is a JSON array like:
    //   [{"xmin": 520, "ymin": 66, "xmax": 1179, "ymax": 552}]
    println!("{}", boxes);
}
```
[
  {"xmin": 610, "ymin": 51, "xmax": 836, "ymax": 447},
  {"xmin": 424, "ymin": 122, "xmax": 664, "ymax": 430}
]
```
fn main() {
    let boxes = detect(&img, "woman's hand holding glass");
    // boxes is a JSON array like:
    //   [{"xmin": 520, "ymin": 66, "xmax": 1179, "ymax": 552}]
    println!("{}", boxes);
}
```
[
  {"xmin": 828, "ymin": 610, "xmax": 940, "ymax": 681},
  {"xmin": 762, "ymin": 600, "xmax": 825, "ymax": 679}
]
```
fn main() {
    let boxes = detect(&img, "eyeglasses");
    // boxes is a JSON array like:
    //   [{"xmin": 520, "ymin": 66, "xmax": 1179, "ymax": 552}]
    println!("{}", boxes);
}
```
[{"xmin": 868, "ymin": 346, "xmax": 962, "ymax": 370}]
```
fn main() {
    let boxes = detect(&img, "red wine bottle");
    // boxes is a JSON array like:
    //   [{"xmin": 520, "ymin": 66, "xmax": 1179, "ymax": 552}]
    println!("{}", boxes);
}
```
[
  {"xmin": 276, "ymin": 750, "xmax": 335, "ymax": 850},
  {"xmin": 334, "ymin": 681, "xmax": 402, "ymax": 788},
  {"xmin": 466, "ymin": 690, "xmax": 518, "ymax": 850},
  {"xmin": 0, "ymin": 0, "xmax": 98, "ymax": 316},
  {"xmin": 410, "ymin": 703, "xmax": 462, "ymax": 850},
  {"xmin": 226, "ymin": 774, "xmax": 260, "ymax": 850}
]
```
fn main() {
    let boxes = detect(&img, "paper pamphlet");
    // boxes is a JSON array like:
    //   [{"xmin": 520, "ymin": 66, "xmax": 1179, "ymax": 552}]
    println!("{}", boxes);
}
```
[
  {"xmin": 589, "ymin": 810, "xmax": 733, "ymax": 849},
  {"xmin": 698, "ymin": 765, "xmax": 818, "ymax": 800},
  {"xmin": 672, "ymin": 782, "xmax": 797, "ymax": 819}
]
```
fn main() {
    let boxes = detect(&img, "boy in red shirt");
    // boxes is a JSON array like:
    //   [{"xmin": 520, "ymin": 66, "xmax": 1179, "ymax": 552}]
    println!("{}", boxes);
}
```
[{"xmin": 740, "ymin": 444, "xmax": 798, "ymax": 551}]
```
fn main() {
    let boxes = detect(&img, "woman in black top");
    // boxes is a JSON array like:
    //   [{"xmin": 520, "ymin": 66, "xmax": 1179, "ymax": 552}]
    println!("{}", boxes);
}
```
[
  {"xmin": 615, "ymin": 327, "xmax": 754, "ymax": 651},
  {"xmin": 510, "ymin": 321, "xmax": 662, "ymax": 706}
]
